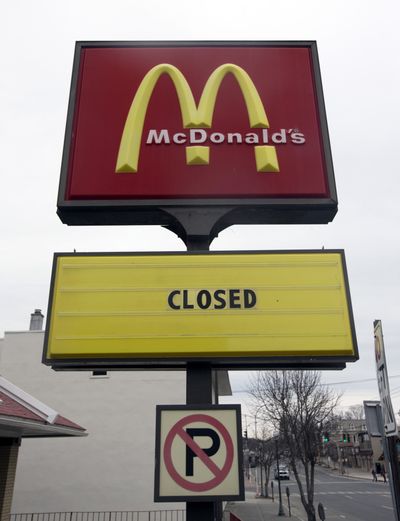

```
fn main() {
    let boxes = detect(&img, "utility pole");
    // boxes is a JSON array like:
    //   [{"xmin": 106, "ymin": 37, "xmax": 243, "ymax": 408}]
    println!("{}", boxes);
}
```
[{"xmin": 259, "ymin": 440, "xmax": 264, "ymax": 496}]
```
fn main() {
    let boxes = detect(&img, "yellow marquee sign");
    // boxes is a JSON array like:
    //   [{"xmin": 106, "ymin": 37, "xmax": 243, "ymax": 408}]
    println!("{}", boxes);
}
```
[{"xmin": 43, "ymin": 251, "xmax": 358, "ymax": 369}]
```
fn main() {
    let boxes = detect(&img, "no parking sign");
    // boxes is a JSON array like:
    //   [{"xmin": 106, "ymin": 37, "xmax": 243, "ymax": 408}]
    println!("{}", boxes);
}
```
[{"xmin": 154, "ymin": 405, "xmax": 244, "ymax": 501}]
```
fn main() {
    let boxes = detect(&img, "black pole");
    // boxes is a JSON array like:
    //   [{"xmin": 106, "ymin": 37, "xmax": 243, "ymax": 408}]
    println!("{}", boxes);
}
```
[
  {"xmin": 185, "ymin": 236, "xmax": 218, "ymax": 521},
  {"xmin": 286, "ymin": 486, "xmax": 291, "ymax": 517},
  {"xmin": 317, "ymin": 503, "xmax": 326, "ymax": 521},
  {"xmin": 260, "ymin": 443, "xmax": 264, "ymax": 496},
  {"xmin": 186, "ymin": 364, "xmax": 216, "ymax": 521},
  {"xmin": 275, "ymin": 437, "xmax": 285, "ymax": 516}
]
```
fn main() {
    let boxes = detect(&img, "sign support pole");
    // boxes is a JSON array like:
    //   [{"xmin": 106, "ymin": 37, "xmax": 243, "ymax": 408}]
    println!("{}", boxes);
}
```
[
  {"xmin": 186, "ymin": 364, "xmax": 216, "ymax": 521},
  {"xmin": 376, "ymin": 404, "xmax": 400, "ymax": 521},
  {"xmin": 374, "ymin": 321, "xmax": 400, "ymax": 521},
  {"xmin": 186, "ymin": 236, "xmax": 219, "ymax": 521}
]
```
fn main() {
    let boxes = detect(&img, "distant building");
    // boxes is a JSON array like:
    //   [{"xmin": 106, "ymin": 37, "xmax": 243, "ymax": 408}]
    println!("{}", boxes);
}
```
[
  {"xmin": 321, "ymin": 418, "xmax": 373, "ymax": 471},
  {"xmin": 0, "ymin": 311, "xmax": 231, "ymax": 514},
  {"xmin": 363, "ymin": 400, "xmax": 400, "ymax": 476}
]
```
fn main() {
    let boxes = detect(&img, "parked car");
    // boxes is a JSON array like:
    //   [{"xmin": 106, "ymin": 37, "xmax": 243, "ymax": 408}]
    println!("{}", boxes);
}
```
[{"xmin": 274, "ymin": 465, "xmax": 290, "ymax": 480}]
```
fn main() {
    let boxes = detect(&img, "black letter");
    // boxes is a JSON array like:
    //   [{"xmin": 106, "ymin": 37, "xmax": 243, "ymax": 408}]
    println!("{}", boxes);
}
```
[
  {"xmin": 168, "ymin": 290, "xmax": 180, "ymax": 309},
  {"xmin": 185, "ymin": 428, "xmax": 220, "ymax": 476},
  {"xmin": 244, "ymin": 289, "xmax": 257, "ymax": 308},
  {"xmin": 214, "ymin": 289, "xmax": 226, "ymax": 309},
  {"xmin": 183, "ymin": 290, "xmax": 194, "ymax": 309},
  {"xmin": 229, "ymin": 289, "xmax": 241, "ymax": 308},
  {"xmin": 197, "ymin": 290, "xmax": 212, "ymax": 309}
]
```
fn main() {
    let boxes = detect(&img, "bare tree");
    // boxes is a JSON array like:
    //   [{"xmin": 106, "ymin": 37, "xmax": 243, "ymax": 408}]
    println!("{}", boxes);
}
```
[
  {"xmin": 249, "ymin": 371, "xmax": 340, "ymax": 521},
  {"xmin": 245, "ymin": 430, "xmax": 275, "ymax": 497},
  {"xmin": 343, "ymin": 403, "xmax": 365, "ymax": 419},
  {"xmin": 258, "ymin": 429, "xmax": 276, "ymax": 497}
]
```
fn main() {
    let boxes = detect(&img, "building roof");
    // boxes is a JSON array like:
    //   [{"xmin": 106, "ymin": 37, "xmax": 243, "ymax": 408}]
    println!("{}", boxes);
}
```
[
  {"xmin": 337, "ymin": 418, "xmax": 367, "ymax": 432},
  {"xmin": 0, "ymin": 376, "xmax": 87, "ymax": 438}
]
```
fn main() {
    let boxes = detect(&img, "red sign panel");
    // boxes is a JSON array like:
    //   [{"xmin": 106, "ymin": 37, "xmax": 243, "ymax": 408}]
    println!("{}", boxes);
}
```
[{"xmin": 58, "ymin": 41, "xmax": 337, "ymax": 229}]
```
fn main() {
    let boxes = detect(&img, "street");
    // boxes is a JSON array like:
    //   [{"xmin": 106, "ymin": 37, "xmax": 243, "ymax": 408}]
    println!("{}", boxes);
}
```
[
  {"xmin": 244, "ymin": 465, "xmax": 395, "ymax": 521},
  {"xmin": 274, "ymin": 466, "xmax": 394, "ymax": 521}
]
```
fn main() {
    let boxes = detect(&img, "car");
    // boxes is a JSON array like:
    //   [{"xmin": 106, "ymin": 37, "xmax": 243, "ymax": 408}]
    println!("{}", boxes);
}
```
[{"xmin": 274, "ymin": 465, "xmax": 290, "ymax": 480}]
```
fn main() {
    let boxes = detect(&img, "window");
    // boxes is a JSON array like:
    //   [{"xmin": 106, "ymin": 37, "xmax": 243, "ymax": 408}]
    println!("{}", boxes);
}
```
[{"xmin": 90, "ymin": 370, "xmax": 109, "ymax": 378}]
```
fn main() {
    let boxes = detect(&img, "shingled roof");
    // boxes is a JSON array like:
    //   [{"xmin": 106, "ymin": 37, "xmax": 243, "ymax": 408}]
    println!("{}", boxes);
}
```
[{"xmin": 0, "ymin": 377, "xmax": 86, "ymax": 438}]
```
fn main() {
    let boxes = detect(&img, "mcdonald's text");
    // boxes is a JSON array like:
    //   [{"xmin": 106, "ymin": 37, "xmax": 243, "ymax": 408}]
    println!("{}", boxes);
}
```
[{"xmin": 146, "ymin": 128, "xmax": 306, "ymax": 146}]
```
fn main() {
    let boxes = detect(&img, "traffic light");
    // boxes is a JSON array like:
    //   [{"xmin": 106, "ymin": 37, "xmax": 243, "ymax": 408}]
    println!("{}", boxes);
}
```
[
  {"xmin": 244, "ymin": 429, "xmax": 248, "ymax": 439},
  {"xmin": 322, "ymin": 432, "xmax": 329, "ymax": 443}
]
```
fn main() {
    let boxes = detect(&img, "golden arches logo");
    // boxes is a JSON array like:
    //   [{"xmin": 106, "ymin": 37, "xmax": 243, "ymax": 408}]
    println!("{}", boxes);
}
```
[{"xmin": 116, "ymin": 63, "xmax": 280, "ymax": 174}]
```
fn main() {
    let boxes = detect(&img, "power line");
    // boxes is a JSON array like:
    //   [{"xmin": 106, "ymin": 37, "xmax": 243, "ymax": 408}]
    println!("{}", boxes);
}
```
[{"xmin": 231, "ymin": 374, "xmax": 400, "ymax": 394}]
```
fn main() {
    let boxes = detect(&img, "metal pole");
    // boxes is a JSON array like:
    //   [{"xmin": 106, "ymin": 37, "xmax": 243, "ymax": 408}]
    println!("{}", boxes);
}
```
[
  {"xmin": 185, "ymin": 237, "xmax": 217, "ymax": 521},
  {"xmin": 275, "ymin": 437, "xmax": 285, "ymax": 516},
  {"xmin": 317, "ymin": 503, "xmax": 326, "ymax": 521},
  {"xmin": 286, "ymin": 486, "xmax": 291, "ymax": 517},
  {"xmin": 260, "ymin": 455, "xmax": 264, "ymax": 496},
  {"xmin": 335, "ymin": 441, "xmax": 343, "ymax": 474},
  {"xmin": 186, "ymin": 365, "xmax": 216, "ymax": 521}
]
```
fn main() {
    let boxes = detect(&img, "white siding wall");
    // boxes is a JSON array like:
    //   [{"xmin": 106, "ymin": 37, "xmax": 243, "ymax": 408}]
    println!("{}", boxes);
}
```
[{"xmin": 0, "ymin": 331, "xmax": 186, "ymax": 513}]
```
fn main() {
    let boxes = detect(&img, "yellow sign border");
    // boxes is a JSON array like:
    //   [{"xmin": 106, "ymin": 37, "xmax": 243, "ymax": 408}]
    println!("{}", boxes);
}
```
[{"xmin": 43, "ymin": 250, "xmax": 358, "ymax": 370}]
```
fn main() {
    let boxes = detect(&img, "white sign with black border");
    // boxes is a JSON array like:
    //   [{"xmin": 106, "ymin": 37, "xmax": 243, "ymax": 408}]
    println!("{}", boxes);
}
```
[
  {"xmin": 154, "ymin": 404, "xmax": 244, "ymax": 502},
  {"xmin": 375, "ymin": 320, "xmax": 397, "ymax": 436}
]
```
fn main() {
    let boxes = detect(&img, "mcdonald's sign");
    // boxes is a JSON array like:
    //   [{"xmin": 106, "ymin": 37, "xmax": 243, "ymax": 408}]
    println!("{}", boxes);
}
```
[{"xmin": 57, "ymin": 42, "xmax": 337, "ymax": 234}]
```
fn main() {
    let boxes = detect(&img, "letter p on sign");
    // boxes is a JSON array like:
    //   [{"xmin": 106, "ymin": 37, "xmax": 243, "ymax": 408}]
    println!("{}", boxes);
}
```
[
  {"xmin": 154, "ymin": 405, "xmax": 244, "ymax": 502},
  {"xmin": 185, "ymin": 428, "xmax": 221, "ymax": 476}
]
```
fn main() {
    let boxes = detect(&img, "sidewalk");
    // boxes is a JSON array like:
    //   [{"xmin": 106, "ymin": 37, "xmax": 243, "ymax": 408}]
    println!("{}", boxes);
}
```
[
  {"xmin": 321, "ymin": 465, "xmax": 383, "ymax": 482},
  {"xmin": 225, "ymin": 491, "xmax": 303, "ymax": 521},
  {"xmin": 225, "ymin": 475, "xmax": 304, "ymax": 521}
]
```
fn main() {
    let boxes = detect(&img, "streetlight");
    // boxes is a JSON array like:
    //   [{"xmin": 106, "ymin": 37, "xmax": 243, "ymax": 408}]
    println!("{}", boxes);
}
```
[
  {"xmin": 275, "ymin": 434, "xmax": 285, "ymax": 516},
  {"xmin": 254, "ymin": 412, "xmax": 261, "ymax": 496},
  {"xmin": 259, "ymin": 439, "xmax": 264, "ymax": 497}
]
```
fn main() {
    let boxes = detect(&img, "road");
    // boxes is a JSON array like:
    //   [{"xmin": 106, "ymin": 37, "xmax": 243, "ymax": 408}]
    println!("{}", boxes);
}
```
[{"xmin": 271, "ymin": 465, "xmax": 395, "ymax": 521}]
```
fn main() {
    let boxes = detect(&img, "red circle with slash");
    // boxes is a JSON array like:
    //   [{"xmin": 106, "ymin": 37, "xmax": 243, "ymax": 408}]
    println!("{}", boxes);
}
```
[{"xmin": 163, "ymin": 413, "xmax": 234, "ymax": 492}]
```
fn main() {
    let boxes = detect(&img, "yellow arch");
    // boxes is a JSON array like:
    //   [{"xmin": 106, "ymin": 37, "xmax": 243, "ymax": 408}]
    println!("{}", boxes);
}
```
[
  {"xmin": 115, "ymin": 63, "xmax": 278, "ymax": 173},
  {"xmin": 116, "ymin": 64, "xmax": 197, "ymax": 173},
  {"xmin": 196, "ymin": 64, "xmax": 269, "ymax": 128}
]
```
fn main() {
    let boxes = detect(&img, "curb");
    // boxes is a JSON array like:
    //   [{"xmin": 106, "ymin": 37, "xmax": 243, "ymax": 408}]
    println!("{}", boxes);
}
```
[{"xmin": 321, "ymin": 466, "xmax": 372, "ymax": 481}]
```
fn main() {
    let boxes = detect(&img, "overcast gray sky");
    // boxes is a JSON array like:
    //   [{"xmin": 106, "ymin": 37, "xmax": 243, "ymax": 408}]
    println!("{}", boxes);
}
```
[{"xmin": 1, "ymin": 0, "xmax": 400, "ymax": 421}]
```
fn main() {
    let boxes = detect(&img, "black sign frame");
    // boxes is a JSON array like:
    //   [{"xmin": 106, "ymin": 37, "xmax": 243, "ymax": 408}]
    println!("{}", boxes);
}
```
[
  {"xmin": 43, "ymin": 249, "xmax": 358, "ymax": 371},
  {"xmin": 57, "ymin": 40, "xmax": 337, "ymax": 245},
  {"xmin": 154, "ymin": 404, "xmax": 244, "ymax": 502}
]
